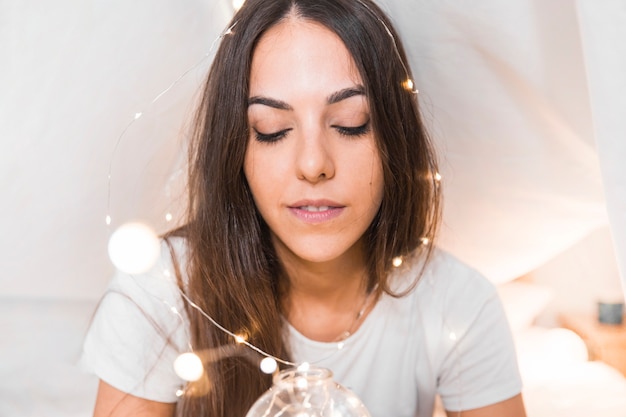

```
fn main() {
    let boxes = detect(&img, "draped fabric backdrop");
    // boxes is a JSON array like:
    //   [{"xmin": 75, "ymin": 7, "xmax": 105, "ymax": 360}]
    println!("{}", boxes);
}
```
[{"xmin": 1, "ymin": 0, "xmax": 624, "ymax": 308}]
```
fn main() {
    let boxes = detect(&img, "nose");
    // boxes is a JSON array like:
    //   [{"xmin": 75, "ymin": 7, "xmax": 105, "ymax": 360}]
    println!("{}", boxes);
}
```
[{"xmin": 295, "ymin": 129, "xmax": 335, "ymax": 183}]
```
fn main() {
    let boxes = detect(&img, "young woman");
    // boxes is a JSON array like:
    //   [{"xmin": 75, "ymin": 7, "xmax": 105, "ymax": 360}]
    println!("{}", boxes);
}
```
[{"xmin": 83, "ymin": 0, "xmax": 526, "ymax": 416}]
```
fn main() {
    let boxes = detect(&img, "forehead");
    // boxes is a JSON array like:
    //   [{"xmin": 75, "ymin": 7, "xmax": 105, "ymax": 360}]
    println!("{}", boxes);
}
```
[{"xmin": 249, "ymin": 18, "xmax": 363, "ymax": 97}]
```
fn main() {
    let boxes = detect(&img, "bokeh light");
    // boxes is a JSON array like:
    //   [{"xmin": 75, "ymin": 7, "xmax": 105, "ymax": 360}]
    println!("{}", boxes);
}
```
[
  {"xmin": 107, "ymin": 221, "xmax": 160, "ymax": 274},
  {"xmin": 174, "ymin": 352, "xmax": 204, "ymax": 382}
]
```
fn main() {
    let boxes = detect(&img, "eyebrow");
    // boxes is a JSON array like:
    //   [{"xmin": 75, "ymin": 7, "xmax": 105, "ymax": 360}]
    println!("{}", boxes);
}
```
[
  {"xmin": 327, "ymin": 85, "xmax": 366, "ymax": 104},
  {"xmin": 247, "ymin": 96, "xmax": 292, "ymax": 110},
  {"xmin": 247, "ymin": 85, "xmax": 366, "ymax": 110}
]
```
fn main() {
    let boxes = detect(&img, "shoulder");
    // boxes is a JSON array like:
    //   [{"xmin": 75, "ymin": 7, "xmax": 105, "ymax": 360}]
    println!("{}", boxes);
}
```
[
  {"xmin": 82, "ymin": 236, "xmax": 190, "ymax": 402},
  {"xmin": 93, "ymin": 236, "xmax": 190, "ymax": 338},
  {"xmin": 413, "ymin": 250, "xmax": 523, "ymax": 410},
  {"xmin": 423, "ymin": 248, "xmax": 496, "ymax": 297},
  {"xmin": 390, "ymin": 247, "xmax": 505, "ymax": 349},
  {"xmin": 423, "ymin": 248, "xmax": 499, "ymax": 323},
  {"xmin": 392, "ymin": 247, "xmax": 497, "ymax": 305}
]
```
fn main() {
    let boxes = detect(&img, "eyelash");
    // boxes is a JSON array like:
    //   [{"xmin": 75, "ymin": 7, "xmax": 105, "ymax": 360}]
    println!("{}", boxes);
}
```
[
  {"xmin": 253, "ymin": 122, "xmax": 371, "ymax": 143},
  {"xmin": 334, "ymin": 122, "xmax": 371, "ymax": 138},
  {"xmin": 254, "ymin": 128, "xmax": 290, "ymax": 143}
]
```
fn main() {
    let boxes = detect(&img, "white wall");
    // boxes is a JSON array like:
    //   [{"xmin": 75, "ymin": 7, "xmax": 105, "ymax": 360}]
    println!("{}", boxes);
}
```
[{"xmin": 0, "ymin": 0, "xmax": 231, "ymax": 299}]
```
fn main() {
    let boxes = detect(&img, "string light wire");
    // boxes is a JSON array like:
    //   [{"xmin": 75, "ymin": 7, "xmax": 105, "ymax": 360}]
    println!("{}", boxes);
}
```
[
  {"xmin": 355, "ymin": 0, "xmax": 418, "ymax": 94},
  {"xmin": 102, "ymin": 0, "xmax": 427, "ymax": 371},
  {"xmin": 105, "ymin": 20, "xmax": 239, "ymax": 228},
  {"xmin": 102, "ymin": 2, "xmax": 468, "ymax": 412},
  {"xmin": 176, "ymin": 288, "xmax": 298, "ymax": 367}
]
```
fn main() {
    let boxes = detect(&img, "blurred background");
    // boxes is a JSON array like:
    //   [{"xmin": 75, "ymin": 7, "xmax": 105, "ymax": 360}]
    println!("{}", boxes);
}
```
[{"xmin": 1, "ymin": 0, "xmax": 625, "ymax": 416}]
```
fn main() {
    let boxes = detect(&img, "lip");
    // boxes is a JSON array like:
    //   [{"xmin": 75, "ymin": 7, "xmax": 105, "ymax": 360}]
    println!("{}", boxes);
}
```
[{"xmin": 288, "ymin": 199, "xmax": 345, "ymax": 224}]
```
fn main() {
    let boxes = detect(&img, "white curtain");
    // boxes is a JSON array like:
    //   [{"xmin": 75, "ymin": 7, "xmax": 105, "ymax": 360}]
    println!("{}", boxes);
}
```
[
  {"xmin": 0, "ymin": 0, "xmax": 232, "ymax": 298},
  {"xmin": 1, "ymin": 0, "xmax": 624, "ymax": 299},
  {"xmin": 379, "ymin": 0, "xmax": 625, "ymax": 293},
  {"xmin": 575, "ymin": 0, "xmax": 626, "ymax": 292}
]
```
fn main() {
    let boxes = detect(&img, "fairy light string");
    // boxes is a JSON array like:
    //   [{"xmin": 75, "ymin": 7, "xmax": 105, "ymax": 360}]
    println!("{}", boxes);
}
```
[
  {"xmin": 104, "ymin": 0, "xmax": 419, "ymax": 226},
  {"xmin": 120, "ymin": 235, "xmax": 439, "ymax": 388},
  {"xmin": 104, "ymin": 0, "xmax": 460, "ymax": 406},
  {"xmin": 176, "ymin": 287, "xmax": 297, "ymax": 368},
  {"xmin": 355, "ymin": 0, "xmax": 418, "ymax": 95},
  {"xmin": 104, "ymin": 20, "xmax": 239, "ymax": 229}
]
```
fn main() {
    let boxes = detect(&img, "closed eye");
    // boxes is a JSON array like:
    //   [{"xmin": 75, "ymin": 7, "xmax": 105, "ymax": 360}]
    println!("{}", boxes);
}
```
[
  {"xmin": 333, "ymin": 122, "xmax": 371, "ymax": 137},
  {"xmin": 253, "ymin": 128, "xmax": 292, "ymax": 143}
]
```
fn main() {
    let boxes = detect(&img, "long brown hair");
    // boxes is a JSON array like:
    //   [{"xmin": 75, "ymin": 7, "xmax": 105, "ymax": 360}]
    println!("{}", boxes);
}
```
[{"xmin": 167, "ymin": 0, "xmax": 441, "ymax": 415}]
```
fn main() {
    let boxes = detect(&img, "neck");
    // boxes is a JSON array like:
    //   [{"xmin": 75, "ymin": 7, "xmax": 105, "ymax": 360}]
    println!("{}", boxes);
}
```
[
  {"xmin": 278, "ymin": 237, "xmax": 368, "ymax": 297},
  {"xmin": 275, "ymin": 239, "xmax": 375, "ymax": 342}
]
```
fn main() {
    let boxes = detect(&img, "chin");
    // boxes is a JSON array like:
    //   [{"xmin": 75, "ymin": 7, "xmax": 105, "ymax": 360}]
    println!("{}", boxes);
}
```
[
  {"xmin": 283, "ymin": 239, "xmax": 364, "ymax": 266},
  {"xmin": 285, "ymin": 247, "xmax": 342, "ymax": 264},
  {"xmin": 270, "ymin": 230, "xmax": 367, "ymax": 266}
]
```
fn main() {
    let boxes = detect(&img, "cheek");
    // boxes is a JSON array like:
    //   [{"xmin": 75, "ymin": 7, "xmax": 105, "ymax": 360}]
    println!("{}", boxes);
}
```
[
  {"xmin": 244, "ymin": 146, "xmax": 279, "ymax": 214},
  {"xmin": 244, "ymin": 144, "xmax": 272, "ymax": 188},
  {"xmin": 362, "ymin": 160, "xmax": 385, "ymax": 224},
  {"xmin": 355, "ymin": 146, "xmax": 385, "ymax": 205},
  {"xmin": 243, "ymin": 147, "xmax": 255, "ymax": 183},
  {"xmin": 243, "ymin": 146, "xmax": 262, "ymax": 204},
  {"xmin": 370, "ymin": 163, "xmax": 385, "ymax": 209}
]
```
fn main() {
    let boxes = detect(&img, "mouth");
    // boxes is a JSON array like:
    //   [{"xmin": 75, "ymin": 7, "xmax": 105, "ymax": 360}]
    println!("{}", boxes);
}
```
[
  {"xmin": 289, "ymin": 199, "xmax": 344, "ymax": 211},
  {"xmin": 297, "ymin": 205, "xmax": 334, "ymax": 212},
  {"xmin": 288, "ymin": 201, "xmax": 345, "ymax": 223}
]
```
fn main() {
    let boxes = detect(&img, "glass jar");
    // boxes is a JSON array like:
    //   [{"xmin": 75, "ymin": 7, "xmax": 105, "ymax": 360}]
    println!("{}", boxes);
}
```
[{"xmin": 246, "ymin": 366, "xmax": 371, "ymax": 417}]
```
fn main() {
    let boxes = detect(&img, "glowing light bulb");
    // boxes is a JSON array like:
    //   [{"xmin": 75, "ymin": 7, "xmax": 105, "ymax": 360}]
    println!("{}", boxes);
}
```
[
  {"xmin": 176, "ymin": 389, "xmax": 184, "ymax": 397},
  {"xmin": 420, "ymin": 237, "xmax": 430, "ymax": 246},
  {"xmin": 434, "ymin": 172, "xmax": 442, "ymax": 181},
  {"xmin": 449, "ymin": 332, "xmax": 457, "ymax": 341},
  {"xmin": 260, "ymin": 357, "xmax": 278, "ymax": 374},
  {"xmin": 134, "ymin": 112, "xmax": 142, "ymax": 120},
  {"xmin": 174, "ymin": 352, "xmax": 204, "ymax": 382},
  {"xmin": 105, "ymin": 215, "xmax": 112, "ymax": 225},
  {"xmin": 234, "ymin": 334, "xmax": 246, "ymax": 344},
  {"xmin": 107, "ymin": 222, "xmax": 160, "ymax": 274},
  {"xmin": 165, "ymin": 212, "xmax": 173, "ymax": 222},
  {"xmin": 392, "ymin": 256, "xmax": 403, "ymax": 267},
  {"xmin": 295, "ymin": 377, "xmax": 308, "ymax": 390},
  {"xmin": 297, "ymin": 362, "xmax": 310, "ymax": 372}
]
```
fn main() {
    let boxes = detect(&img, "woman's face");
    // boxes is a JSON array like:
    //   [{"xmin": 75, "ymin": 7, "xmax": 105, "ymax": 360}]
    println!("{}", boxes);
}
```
[{"xmin": 244, "ymin": 18, "xmax": 384, "ymax": 267}]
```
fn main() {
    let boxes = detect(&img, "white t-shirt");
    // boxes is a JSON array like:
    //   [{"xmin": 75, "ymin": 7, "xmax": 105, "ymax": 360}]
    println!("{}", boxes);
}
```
[{"xmin": 81, "ymin": 239, "xmax": 522, "ymax": 417}]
